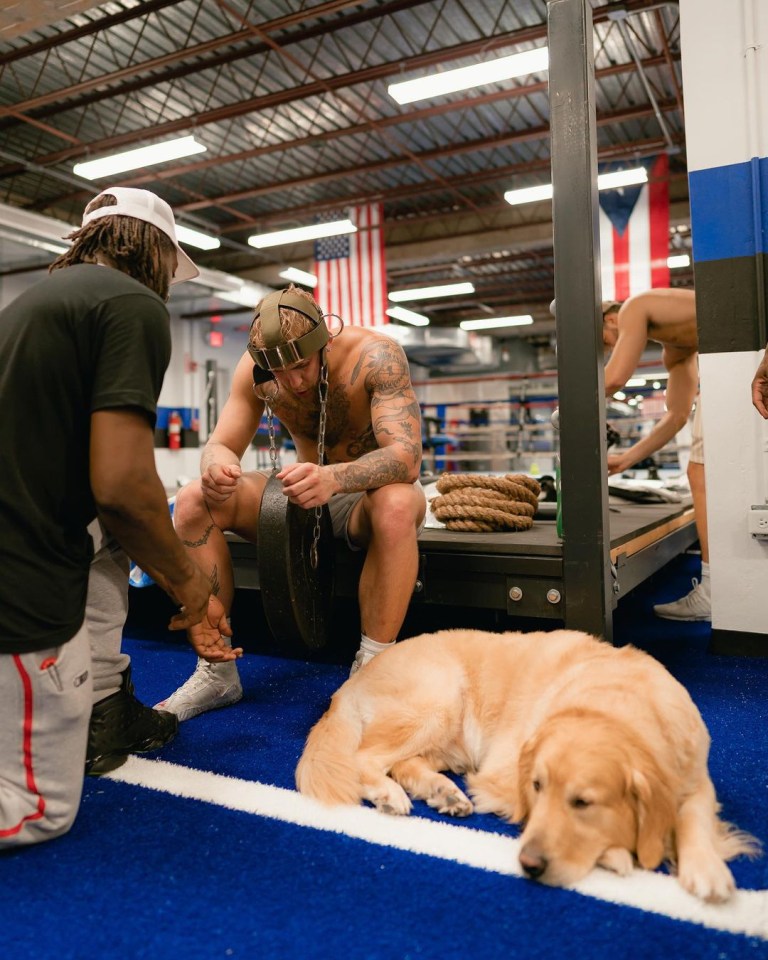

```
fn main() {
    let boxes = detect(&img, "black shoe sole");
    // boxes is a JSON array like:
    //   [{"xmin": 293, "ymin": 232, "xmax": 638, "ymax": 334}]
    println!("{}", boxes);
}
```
[
  {"xmin": 85, "ymin": 723, "xmax": 179, "ymax": 777},
  {"xmin": 86, "ymin": 752, "xmax": 129, "ymax": 778}
]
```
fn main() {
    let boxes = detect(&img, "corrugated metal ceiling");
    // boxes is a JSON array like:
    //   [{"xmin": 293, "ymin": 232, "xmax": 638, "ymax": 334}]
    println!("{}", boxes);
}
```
[{"xmin": 0, "ymin": 0, "xmax": 691, "ymax": 330}]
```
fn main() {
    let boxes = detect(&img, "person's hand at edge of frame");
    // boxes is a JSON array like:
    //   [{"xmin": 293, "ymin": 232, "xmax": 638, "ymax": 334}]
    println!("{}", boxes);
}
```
[{"xmin": 751, "ymin": 345, "xmax": 768, "ymax": 419}]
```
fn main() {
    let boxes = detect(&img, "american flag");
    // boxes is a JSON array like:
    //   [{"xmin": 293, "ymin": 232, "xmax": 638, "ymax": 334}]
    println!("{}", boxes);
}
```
[
  {"xmin": 599, "ymin": 153, "xmax": 670, "ymax": 300},
  {"xmin": 313, "ymin": 203, "xmax": 388, "ymax": 327}
]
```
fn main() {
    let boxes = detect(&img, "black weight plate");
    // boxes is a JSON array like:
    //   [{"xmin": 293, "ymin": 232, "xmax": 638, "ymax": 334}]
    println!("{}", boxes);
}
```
[{"xmin": 257, "ymin": 473, "xmax": 334, "ymax": 650}]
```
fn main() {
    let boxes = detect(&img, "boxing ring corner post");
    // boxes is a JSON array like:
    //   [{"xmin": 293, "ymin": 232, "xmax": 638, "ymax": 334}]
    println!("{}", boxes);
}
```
[{"xmin": 548, "ymin": 0, "xmax": 614, "ymax": 642}]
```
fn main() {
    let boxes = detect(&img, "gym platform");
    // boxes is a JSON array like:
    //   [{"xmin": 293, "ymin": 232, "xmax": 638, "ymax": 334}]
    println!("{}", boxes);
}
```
[{"xmin": 227, "ymin": 494, "xmax": 696, "ymax": 628}]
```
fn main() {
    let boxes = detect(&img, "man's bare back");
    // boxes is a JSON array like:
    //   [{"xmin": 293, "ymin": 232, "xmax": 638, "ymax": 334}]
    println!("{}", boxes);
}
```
[
  {"xmin": 640, "ymin": 288, "xmax": 698, "ymax": 352},
  {"xmin": 604, "ymin": 287, "xmax": 699, "ymax": 475}
]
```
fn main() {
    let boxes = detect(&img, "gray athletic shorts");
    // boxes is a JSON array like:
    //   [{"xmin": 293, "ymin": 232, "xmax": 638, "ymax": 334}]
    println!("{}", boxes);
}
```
[
  {"xmin": 690, "ymin": 398, "xmax": 704, "ymax": 465},
  {"xmin": 328, "ymin": 480, "xmax": 427, "ymax": 551}
]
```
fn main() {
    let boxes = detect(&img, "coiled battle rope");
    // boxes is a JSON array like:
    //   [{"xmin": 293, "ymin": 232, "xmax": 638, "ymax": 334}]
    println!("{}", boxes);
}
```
[{"xmin": 431, "ymin": 473, "xmax": 542, "ymax": 532}]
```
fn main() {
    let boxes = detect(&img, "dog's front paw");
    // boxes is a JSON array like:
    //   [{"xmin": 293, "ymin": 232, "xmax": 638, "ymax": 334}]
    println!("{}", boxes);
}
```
[
  {"xmin": 597, "ymin": 847, "xmax": 634, "ymax": 876},
  {"xmin": 678, "ymin": 855, "xmax": 735, "ymax": 903},
  {"xmin": 428, "ymin": 783, "xmax": 473, "ymax": 817}
]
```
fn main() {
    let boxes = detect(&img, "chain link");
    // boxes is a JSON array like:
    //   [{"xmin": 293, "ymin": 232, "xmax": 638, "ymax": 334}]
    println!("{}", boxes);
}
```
[
  {"xmin": 263, "ymin": 354, "xmax": 329, "ymax": 570},
  {"xmin": 265, "ymin": 399, "xmax": 279, "ymax": 472},
  {"xmin": 310, "ymin": 353, "xmax": 329, "ymax": 570}
]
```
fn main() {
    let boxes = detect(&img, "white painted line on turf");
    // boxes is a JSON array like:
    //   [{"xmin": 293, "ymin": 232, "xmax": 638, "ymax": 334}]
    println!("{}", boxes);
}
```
[{"xmin": 108, "ymin": 756, "xmax": 768, "ymax": 941}]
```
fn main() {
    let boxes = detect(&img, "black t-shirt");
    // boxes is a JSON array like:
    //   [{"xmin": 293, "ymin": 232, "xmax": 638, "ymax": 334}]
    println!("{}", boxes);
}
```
[{"xmin": 0, "ymin": 264, "xmax": 171, "ymax": 653}]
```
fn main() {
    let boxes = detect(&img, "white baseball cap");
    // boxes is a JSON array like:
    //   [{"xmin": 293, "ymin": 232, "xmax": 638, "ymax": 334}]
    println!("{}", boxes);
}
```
[{"xmin": 81, "ymin": 186, "xmax": 199, "ymax": 284}]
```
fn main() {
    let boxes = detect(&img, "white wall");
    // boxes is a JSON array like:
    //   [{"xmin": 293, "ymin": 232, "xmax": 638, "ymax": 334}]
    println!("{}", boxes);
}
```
[
  {"xmin": 700, "ymin": 353, "xmax": 768, "ymax": 631},
  {"xmin": 681, "ymin": 0, "xmax": 768, "ymax": 635}
]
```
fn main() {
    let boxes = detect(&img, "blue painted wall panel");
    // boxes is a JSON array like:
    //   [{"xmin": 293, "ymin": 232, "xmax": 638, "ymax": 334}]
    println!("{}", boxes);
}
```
[{"xmin": 689, "ymin": 157, "xmax": 768, "ymax": 261}]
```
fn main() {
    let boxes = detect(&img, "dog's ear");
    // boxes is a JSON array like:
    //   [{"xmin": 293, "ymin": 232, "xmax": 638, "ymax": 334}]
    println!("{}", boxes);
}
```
[
  {"xmin": 515, "ymin": 735, "xmax": 537, "ymax": 821},
  {"xmin": 629, "ymin": 763, "xmax": 676, "ymax": 869}
]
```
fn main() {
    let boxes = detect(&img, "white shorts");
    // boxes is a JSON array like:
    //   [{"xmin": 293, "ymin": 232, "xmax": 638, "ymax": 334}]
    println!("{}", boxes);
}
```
[{"xmin": 690, "ymin": 398, "xmax": 704, "ymax": 465}]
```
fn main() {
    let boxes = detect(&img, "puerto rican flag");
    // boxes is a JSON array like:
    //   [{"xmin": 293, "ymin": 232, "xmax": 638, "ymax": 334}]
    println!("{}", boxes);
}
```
[
  {"xmin": 313, "ymin": 203, "xmax": 388, "ymax": 327},
  {"xmin": 599, "ymin": 153, "xmax": 669, "ymax": 300}
]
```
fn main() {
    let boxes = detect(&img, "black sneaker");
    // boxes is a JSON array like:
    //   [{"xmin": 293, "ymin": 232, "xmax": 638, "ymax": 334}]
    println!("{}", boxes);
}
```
[{"xmin": 86, "ymin": 666, "xmax": 179, "ymax": 776}]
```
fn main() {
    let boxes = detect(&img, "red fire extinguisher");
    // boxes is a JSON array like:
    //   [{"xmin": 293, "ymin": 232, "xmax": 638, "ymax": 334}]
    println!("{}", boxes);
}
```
[{"xmin": 168, "ymin": 410, "xmax": 182, "ymax": 450}]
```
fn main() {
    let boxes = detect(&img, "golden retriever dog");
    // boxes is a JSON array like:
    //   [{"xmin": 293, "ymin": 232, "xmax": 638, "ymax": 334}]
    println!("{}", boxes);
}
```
[{"xmin": 296, "ymin": 629, "xmax": 759, "ymax": 902}]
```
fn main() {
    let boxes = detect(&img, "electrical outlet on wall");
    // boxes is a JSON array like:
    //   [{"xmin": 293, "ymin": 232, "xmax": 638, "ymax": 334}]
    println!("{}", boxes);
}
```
[{"xmin": 748, "ymin": 505, "xmax": 768, "ymax": 538}]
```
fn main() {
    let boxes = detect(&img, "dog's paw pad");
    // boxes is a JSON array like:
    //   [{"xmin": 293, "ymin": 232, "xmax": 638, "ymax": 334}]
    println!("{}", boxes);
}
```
[
  {"xmin": 429, "ymin": 785, "xmax": 473, "ymax": 817},
  {"xmin": 366, "ymin": 780, "xmax": 412, "ymax": 816}
]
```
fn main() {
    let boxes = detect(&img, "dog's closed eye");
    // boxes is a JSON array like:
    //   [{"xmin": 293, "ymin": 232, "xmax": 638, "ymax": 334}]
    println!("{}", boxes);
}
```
[{"xmin": 569, "ymin": 796, "xmax": 592, "ymax": 810}]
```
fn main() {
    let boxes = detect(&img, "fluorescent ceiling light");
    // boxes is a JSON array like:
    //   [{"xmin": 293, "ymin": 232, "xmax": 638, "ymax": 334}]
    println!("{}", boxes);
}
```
[
  {"xmin": 388, "ymin": 282, "xmax": 474, "ymax": 302},
  {"xmin": 73, "ymin": 135, "xmax": 206, "ymax": 180},
  {"xmin": 597, "ymin": 167, "xmax": 648, "ymax": 190},
  {"xmin": 386, "ymin": 306, "xmax": 430, "ymax": 326},
  {"xmin": 279, "ymin": 266, "xmax": 318, "ymax": 287},
  {"xmin": 214, "ymin": 282, "xmax": 265, "ymax": 308},
  {"xmin": 388, "ymin": 47, "xmax": 549, "ymax": 104},
  {"xmin": 175, "ymin": 224, "xmax": 220, "ymax": 250},
  {"xmin": 248, "ymin": 219, "xmax": 356, "ymax": 249},
  {"xmin": 504, "ymin": 167, "xmax": 648, "ymax": 206},
  {"xmin": 626, "ymin": 377, "xmax": 647, "ymax": 387},
  {"xmin": 667, "ymin": 254, "xmax": 691, "ymax": 269},
  {"xmin": 504, "ymin": 184, "xmax": 553, "ymax": 205},
  {"xmin": 459, "ymin": 315, "xmax": 533, "ymax": 331}
]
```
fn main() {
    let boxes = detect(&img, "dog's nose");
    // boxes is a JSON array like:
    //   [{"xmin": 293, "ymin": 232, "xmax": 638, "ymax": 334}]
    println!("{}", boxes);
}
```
[{"xmin": 520, "ymin": 845, "xmax": 548, "ymax": 880}]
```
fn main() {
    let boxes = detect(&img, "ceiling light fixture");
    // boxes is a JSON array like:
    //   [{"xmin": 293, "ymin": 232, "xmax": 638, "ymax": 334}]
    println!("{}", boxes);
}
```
[
  {"xmin": 504, "ymin": 166, "xmax": 648, "ymax": 206},
  {"xmin": 214, "ymin": 282, "xmax": 267, "ymax": 308},
  {"xmin": 175, "ymin": 224, "xmax": 220, "ymax": 250},
  {"xmin": 73, "ymin": 135, "xmax": 207, "ymax": 180},
  {"xmin": 248, "ymin": 218, "xmax": 356, "ymax": 249},
  {"xmin": 667, "ymin": 253, "xmax": 691, "ymax": 269},
  {"xmin": 388, "ymin": 47, "xmax": 549, "ymax": 104},
  {"xmin": 459, "ymin": 315, "xmax": 534, "ymax": 331},
  {"xmin": 388, "ymin": 281, "xmax": 474, "ymax": 302},
  {"xmin": 386, "ymin": 306, "xmax": 430, "ymax": 326},
  {"xmin": 279, "ymin": 266, "xmax": 318, "ymax": 287}
]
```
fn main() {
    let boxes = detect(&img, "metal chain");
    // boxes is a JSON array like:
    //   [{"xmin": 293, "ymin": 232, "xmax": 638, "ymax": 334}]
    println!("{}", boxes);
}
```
[
  {"xmin": 310, "ymin": 352, "xmax": 329, "ymax": 570},
  {"xmin": 265, "ymin": 399, "xmax": 279, "ymax": 472}
]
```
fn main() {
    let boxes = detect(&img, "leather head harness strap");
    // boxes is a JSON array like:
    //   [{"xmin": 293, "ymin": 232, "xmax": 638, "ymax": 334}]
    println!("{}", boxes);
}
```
[{"xmin": 248, "ymin": 288, "xmax": 329, "ymax": 384}]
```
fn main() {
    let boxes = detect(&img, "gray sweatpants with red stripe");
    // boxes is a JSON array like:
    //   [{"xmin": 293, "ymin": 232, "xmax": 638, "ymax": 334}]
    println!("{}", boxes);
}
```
[{"xmin": 0, "ymin": 527, "xmax": 131, "ymax": 848}]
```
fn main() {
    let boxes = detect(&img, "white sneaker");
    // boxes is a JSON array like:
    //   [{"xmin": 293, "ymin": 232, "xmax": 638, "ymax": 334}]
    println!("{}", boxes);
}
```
[
  {"xmin": 349, "ymin": 648, "xmax": 373, "ymax": 677},
  {"xmin": 349, "ymin": 637, "xmax": 394, "ymax": 677},
  {"xmin": 155, "ymin": 659, "xmax": 243, "ymax": 722},
  {"xmin": 653, "ymin": 578, "xmax": 711, "ymax": 621}
]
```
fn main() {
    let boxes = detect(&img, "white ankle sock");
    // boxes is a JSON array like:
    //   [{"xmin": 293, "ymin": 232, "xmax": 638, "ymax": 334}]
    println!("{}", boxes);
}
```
[{"xmin": 359, "ymin": 634, "xmax": 393, "ymax": 657}]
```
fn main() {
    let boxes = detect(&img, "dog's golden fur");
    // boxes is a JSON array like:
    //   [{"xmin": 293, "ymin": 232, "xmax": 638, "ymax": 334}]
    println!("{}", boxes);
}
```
[{"xmin": 296, "ymin": 629, "xmax": 759, "ymax": 901}]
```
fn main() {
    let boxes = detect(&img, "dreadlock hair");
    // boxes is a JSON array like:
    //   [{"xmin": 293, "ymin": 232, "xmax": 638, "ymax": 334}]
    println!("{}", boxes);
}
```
[
  {"xmin": 50, "ymin": 192, "xmax": 177, "ymax": 300},
  {"xmin": 249, "ymin": 284, "xmax": 324, "ymax": 351}
]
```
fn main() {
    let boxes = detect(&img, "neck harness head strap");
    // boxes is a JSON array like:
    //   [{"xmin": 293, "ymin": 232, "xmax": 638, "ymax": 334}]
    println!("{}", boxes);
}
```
[{"xmin": 248, "ymin": 289, "xmax": 329, "ymax": 382}]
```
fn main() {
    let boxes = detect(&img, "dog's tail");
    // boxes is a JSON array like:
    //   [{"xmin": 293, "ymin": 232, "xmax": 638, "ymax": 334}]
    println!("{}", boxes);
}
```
[{"xmin": 296, "ymin": 696, "xmax": 363, "ymax": 806}]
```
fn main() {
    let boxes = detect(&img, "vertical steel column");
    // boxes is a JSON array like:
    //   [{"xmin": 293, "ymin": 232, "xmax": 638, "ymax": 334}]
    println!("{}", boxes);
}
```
[{"xmin": 548, "ymin": 0, "xmax": 613, "ymax": 641}]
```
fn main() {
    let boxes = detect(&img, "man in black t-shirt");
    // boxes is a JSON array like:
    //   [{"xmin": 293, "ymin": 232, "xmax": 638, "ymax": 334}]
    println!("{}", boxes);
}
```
[{"xmin": 0, "ymin": 187, "xmax": 241, "ymax": 849}]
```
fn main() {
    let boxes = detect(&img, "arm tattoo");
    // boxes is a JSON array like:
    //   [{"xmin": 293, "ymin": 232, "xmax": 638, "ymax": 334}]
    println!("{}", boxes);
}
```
[
  {"xmin": 332, "ymin": 450, "xmax": 410, "ymax": 491},
  {"xmin": 208, "ymin": 564, "xmax": 220, "ymax": 597}
]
